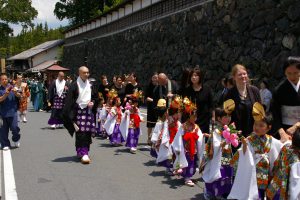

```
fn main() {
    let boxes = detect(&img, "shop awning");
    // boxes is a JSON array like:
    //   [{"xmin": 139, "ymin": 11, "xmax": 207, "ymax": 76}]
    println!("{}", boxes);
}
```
[
  {"xmin": 27, "ymin": 60, "xmax": 58, "ymax": 72},
  {"xmin": 46, "ymin": 65, "xmax": 70, "ymax": 71}
]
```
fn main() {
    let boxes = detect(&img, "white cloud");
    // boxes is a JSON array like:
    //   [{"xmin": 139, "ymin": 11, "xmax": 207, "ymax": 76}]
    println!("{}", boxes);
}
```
[
  {"xmin": 11, "ymin": 0, "xmax": 69, "ymax": 35},
  {"xmin": 32, "ymin": 0, "xmax": 60, "ymax": 23}
]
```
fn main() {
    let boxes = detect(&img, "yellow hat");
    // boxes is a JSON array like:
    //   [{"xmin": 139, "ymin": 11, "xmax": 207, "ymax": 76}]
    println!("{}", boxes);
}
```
[
  {"xmin": 132, "ymin": 89, "xmax": 143, "ymax": 100},
  {"xmin": 157, "ymin": 99, "xmax": 167, "ymax": 108},
  {"xmin": 170, "ymin": 96, "xmax": 183, "ymax": 110},
  {"xmin": 107, "ymin": 89, "xmax": 118, "ymax": 99},
  {"xmin": 182, "ymin": 97, "xmax": 197, "ymax": 114},
  {"xmin": 252, "ymin": 102, "xmax": 266, "ymax": 121},
  {"xmin": 223, "ymin": 99, "xmax": 235, "ymax": 115}
]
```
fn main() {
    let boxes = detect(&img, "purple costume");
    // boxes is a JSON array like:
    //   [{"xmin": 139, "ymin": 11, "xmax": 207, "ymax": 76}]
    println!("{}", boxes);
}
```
[
  {"xmin": 182, "ymin": 153, "xmax": 198, "ymax": 179},
  {"xmin": 109, "ymin": 124, "xmax": 125, "ymax": 145},
  {"xmin": 125, "ymin": 128, "xmax": 140, "ymax": 148},
  {"xmin": 108, "ymin": 107, "xmax": 125, "ymax": 145},
  {"xmin": 95, "ymin": 107, "xmax": 105, "ymax": 137},
  {"xmin": 48, "ymin": 93, "xmax": 66, "ymax": 125},
  {"xmin": 205, "ymin": 165, "xmax": 234, "ymax": 198},
  {"xmin": 75, "ymin": 105, "xmax": 95, "ymax": 157}
]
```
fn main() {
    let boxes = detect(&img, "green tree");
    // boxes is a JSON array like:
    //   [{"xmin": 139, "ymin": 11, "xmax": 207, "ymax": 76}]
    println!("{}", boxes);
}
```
[
  {"xmin": 8, "ymin": 23, "xmax": 64, "ymax": 57},
  {"xmin": 0, "ymin": 0, "xmax": 38, "ymax": 27},
  {"xmin": 54, "ymin": 0, "xmax": 104, "ymax": 26},
  {"xmin": 54, "ymin": 0, "xmax": 125, "ymax": 26},
  {"xmin": 0, "ymin": 0, "xmax": 38, "ymax": 57},
  {"xmin": 0, "ymin": 23, "xmax": 12, "ymax": 57}
]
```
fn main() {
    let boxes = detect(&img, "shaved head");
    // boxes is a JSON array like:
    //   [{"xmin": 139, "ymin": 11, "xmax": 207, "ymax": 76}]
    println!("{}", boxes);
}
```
[
  {"xmin": 79, "ymin": 66, "xmax": 88, "ymax": 73},
  {"xmin": 158, "ymin": 73, "xmax": 168, "ymax": 86},
  {"xmin": 78, "ymin": 66, "xmax": 89, "ymax": 81},
  {"xmin": 58, "ymin": 71, "xmax": 65, "ymax": 81}
]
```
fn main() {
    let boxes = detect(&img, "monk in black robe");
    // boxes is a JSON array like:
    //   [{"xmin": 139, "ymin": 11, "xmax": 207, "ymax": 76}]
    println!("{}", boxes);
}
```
[{"xmin": 62, "ymin": 66, "xmax": 99, "ymax": 164}]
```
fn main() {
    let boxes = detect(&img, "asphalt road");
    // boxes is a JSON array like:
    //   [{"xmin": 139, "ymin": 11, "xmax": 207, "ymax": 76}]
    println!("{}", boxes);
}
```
[{"xmin": 1, "ymin": 107, "xmax": 205, "ymax": 200}]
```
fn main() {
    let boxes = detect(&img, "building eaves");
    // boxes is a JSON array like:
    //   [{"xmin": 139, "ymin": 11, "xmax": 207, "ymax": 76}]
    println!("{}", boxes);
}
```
[{"xmin": 8, "ymin": 39, "xmax": 64, "ymax": 60}]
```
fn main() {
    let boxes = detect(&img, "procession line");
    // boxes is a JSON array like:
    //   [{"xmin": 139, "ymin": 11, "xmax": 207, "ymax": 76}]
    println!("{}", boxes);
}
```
[{"xmin": 3, "ymin": 149, "xmax": 18, "ymax": 200}]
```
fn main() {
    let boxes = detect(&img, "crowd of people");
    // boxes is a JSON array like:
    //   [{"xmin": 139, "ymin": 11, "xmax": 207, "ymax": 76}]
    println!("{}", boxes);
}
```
[{"xmin": 0, "ymin": 56, "xmax": 299, "ymax": 199}]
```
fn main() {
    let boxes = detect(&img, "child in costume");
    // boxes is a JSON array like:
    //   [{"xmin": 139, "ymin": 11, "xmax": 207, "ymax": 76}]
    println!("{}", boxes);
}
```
[
  {"xmin": 172, "ymin": 97, "xmax": 205, "ymax": 187},
  {"xmin": 228, "ymin": 102, "xmax": 283, "ymax": 200},
  {"xmin": 95, "ymin": 94, "xmax": 105, "ymax": 137},
  {"xmin": 202, "ymin": 99, "xmax": 236, "ymax": 199},
  {"xmin": 266, "ymin": 128, "xmax": 300, "ymax": 200},
  {"xmin": 150, "ymin": 99, "xmax": 168, "ymax": 159},
  {"xmin": 120, "ymin": 91, "xmax": 143, "ymax": 154},
  {"xmin": 151, "ymin": 97, "xmax": 182, "ymax": 175},
  {"xmin": 104, "ymin": 92, "xmax": 125, "ymax": 146},
  {"xmin": 168, "ymin": 96, "xmax": 182, "ymax": 145},
  {"xmin": 15, "ymin": 75, "xmax": 30, "ymax": 123},
  {"xmin": 99, "ymin": 90, "xmax": 114, "ymax": 138}
]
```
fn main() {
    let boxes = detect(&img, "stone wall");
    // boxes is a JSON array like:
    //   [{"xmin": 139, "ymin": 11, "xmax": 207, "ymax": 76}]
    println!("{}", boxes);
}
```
[{"xmin": 63, "ymin": 0, "xmax": 300, "ymax": 90}]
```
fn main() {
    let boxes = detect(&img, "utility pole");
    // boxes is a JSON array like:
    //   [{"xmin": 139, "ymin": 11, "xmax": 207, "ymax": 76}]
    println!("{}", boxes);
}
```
[{"xmin": 1, "ymin": 58, "xmax": 5, "ymax": 73}]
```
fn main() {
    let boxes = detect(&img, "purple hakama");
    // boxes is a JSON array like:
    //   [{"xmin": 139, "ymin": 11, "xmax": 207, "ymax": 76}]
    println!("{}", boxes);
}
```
[
  {"xmin": 158, "ymin": 159, "xmax": 173, "ymax": 170},
  {"xmin": 75, "ymin": 106, "xmax": 96, "ymax": 133},
  {"xmin": 150, "ymin": 148, "xmax": 157, "ymax": 158},
  {"xmin": 205, "ymin": 165, "xmax": 234, "ymax": 198},
  {"xmin": 96, "ymin": 120, "xmax": 107, "ymax": 137},
  {"xmin": 48, "ymin": 94, "xmax": 65, "ymax": 125},
  {"xmin": 182, "ymin": 153, "xmax": 198, "ymax": 179},
  {"xmin": 74, "ymin": 106, "xmax": 95, "ymax": 156},
  {"xmin": 109, "ymin": 124, "xmax": 124, "ymax": 145},
  {"xmin": 76, "ymin": 147, "xmax": 89, "ymax": 157},
  {"xmin": 125, "ymin": 128, "xmax": 140, "ymax": 148}
]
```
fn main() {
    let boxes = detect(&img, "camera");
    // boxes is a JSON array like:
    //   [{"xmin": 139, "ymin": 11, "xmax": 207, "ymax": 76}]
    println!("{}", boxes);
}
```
[{"xmin": 7, "ymin": 86, "xmax": 13, "ymax": 91}]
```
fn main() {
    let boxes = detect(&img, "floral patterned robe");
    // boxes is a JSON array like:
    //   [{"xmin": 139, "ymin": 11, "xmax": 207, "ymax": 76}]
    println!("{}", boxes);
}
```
[{"xmin": 266, "ymin": 143, "xmax": 300, "ymax": 199}]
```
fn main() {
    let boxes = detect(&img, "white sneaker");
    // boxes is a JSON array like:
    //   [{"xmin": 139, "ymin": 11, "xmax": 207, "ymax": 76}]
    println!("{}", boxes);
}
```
[
  {"xmin": 50, "ymin": 124, "xmax": 56, "ymax": 129},
  {"xmin": 14, "ymin": 141, "xmax": 20, "ymax": 148},
  {"xmin": 23, "ymin": 116, "xmax": 27, "ymax": 123},
  {"xmin": 3, "ymin": 146, "xmax": 10, "ymax": 151},
  {"xmin": 130, "ymin": 147, "xmax": 137, "ymax": 154},
  {"xmin": 81, "ymin": 155, "xmax": 91, "ymax": 164}
]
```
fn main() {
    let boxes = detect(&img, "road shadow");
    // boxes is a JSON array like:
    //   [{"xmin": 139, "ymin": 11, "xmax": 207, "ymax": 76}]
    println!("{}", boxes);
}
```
[
  {"xmin": 143, "ymin": 160, "xmax": 156, "ymax": 167},
  {"xmin": 94, "ymin": 136, "xmax": 108, "ymax": 140},
  {"xmin": 149, "ymin": 170, "xmax": 166, "ymax": 177},
  {"xmin": 190, "ymin": 193, "xmax": 205, "ymax": 200},
  {"xmin": 99, "ymin": 143, "xmax": 114, "ymax": 148},
  {"xmin": 150, "ymin": 170, "xmax": 199, "ymax": 190},
  {"xmin": 114, "ymin": 148, "xmax": 130, "ymax": 154},
  {"xmin": 40, "ymin": 127, "xmax": 54, "ymax": 130},
  {"xmin": 161, "ymin": 176, "xmax": 184, "ymax": 189},
  {"xmin": 40, "ymin": 127, "xmax": 65, "ymax": 130},
  {"xmin": 52, "ymin": 156, "xmax": 80, "ymax": 163},
  {"xmin": 138, "ymin": 142, "xmax": 149, "ymax": 146},
  {"xmin": 138, "ymin": 147, "xmax": 150, "ymax": 152}
]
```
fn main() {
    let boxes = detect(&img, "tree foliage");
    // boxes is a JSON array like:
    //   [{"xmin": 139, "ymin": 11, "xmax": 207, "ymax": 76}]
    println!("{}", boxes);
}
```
[
  {"xmin": 54, "ymin": 0, "xmax": 124, "ymax": 26},
  {"xmin": 0, "ymin": 0, "xmax": 38, "ymax": 57},
  {"xmin": 54, "ymin": 0, "xmax": 104, "ymax": 26},
  {"xmin": 1, "ymin": 23, "xmax": 63, "ymax": 57},
  {"xmin": 0, "ymin": 0, "xmax": 38, "ymax": 26}
]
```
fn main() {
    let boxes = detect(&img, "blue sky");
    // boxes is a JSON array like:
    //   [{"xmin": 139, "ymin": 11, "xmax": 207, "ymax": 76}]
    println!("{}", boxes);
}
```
[{"xmin": 10, "ymin": 0, "xmax": 68, "ymax": 35}]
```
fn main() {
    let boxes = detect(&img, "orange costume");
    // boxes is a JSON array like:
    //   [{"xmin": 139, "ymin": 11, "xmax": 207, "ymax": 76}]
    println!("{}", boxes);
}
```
[{"xmin": 16, "ymin": 82, "xmax": 30, "ymax": 113}]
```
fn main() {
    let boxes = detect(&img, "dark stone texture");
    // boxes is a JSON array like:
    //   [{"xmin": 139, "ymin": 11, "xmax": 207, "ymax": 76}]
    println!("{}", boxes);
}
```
[
  {"xmin": 63, "ymin": 0, "xmax": 300, "ymax": 91},
  {"xmin": 287, "ymin": 2, "xmax": 300, "ymax": 21}
]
